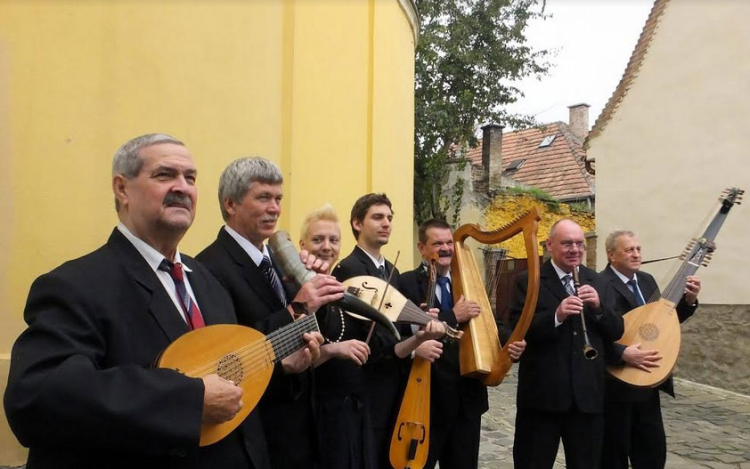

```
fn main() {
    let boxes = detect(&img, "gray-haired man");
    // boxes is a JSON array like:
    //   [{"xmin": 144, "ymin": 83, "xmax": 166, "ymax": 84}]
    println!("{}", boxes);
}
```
[{"xmin": 197, "ymin": 156, "xmax": 343, "ymax": 469}]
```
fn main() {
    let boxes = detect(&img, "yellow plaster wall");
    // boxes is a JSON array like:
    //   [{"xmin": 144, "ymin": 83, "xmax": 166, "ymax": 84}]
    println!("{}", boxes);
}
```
[{"xmin": 0, "ymin": 0, "xmax": 417, "ymax": 463}]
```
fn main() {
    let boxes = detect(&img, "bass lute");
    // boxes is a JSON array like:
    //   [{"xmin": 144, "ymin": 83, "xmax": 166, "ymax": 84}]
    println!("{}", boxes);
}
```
[{"xmin": 607, "ymin": 187, "xmax": 743, "ymax": 388}]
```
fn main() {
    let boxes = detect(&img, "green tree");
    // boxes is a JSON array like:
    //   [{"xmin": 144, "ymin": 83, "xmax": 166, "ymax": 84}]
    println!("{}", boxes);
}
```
[{"xmin": 414, "ymin": 0, "xmax": 549, "ymax": 225}]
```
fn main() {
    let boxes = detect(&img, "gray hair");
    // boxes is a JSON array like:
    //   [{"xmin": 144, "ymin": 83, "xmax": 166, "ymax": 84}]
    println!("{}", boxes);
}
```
[
  {"xmin": 218, "ymin": 157, "xmax": 284, "ymax": 221},
  {"xmin": 112, "ymin": 133, "xmax": 184, "ymax": 211},
  {"xmin": 605, "ymin": 229, "xmax": 636, "ymax": 253}
]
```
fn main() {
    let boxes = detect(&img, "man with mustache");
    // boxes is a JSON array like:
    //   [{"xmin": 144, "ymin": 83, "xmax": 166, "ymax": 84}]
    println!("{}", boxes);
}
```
[
  {"xmin": 399, "ymin": 218, "xmax": 526, "ymax": 469},
  {"xmin": 5, "ymin": 134, "xmax": 284, "ymax": 468},
  {"xmin": 509, "ymin": 219, "xmax": 623, "ymax": 469},
  {"xmin": 197, "ymin": 157, "xmax": 340, "ymax": 469}
]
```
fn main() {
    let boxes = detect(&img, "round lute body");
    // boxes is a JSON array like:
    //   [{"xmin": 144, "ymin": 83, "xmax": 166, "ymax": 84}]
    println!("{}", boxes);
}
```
[
  {"xmin": 157, "ymin": 324, "xmax": 272, "ymax": 446},
  {"xmin": 607, "ymin": 299, "xmax": 681, "ymax": 388},
  {"xmin": 158, "ymin": 316, "xmax": 319, "ymax": 446}
]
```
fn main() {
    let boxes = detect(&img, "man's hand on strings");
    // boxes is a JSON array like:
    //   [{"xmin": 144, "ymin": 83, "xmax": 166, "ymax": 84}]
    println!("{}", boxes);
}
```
[
  {"xmin": 453, "ymin": 296, "xmax": 480, "ymax": 324},
  {"xmin": 684, "ymin": 276, "xmax": 701, "ymax": 305},
  {"xmin": 281, "ymin": 332, "xmax": 323, "ymax": 374}
]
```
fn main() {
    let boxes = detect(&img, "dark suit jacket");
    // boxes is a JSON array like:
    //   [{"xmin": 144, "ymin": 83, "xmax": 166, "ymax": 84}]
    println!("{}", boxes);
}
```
[
  {"xmin": 509, "ymin": 260, "xmax": 624, "ymax": 414},
  {"xmin": 398, "ymin": 266, "xmax": 490, "ymax": 423},
  {"xmin": 332, "ymin": 246, "xmax": 407, "ymax": 430},
  {"xmin": 4, "ymin": 229, "xmax": 269, "ymax": 469},
  {"xmin": 600, "ymin": 265, "xmax": 698, "ymax": 400},
  {"xmin": 196, "ymin": 228, "xmax": 316, "ymax": 469}
]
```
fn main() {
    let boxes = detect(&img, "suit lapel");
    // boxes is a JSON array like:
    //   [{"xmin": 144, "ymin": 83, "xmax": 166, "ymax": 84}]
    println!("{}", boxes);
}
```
[
  {"xmin": 541, "ymin": 260, "xmax": 568, "ymax": 301},
  {"xmin": 218, "ymin": 229, "xmax": 283, "ymax": 310},
  {"xmin": 636, "ymin": 273, "xmax": 659, "ymax": 304},
  {"xmin": 183, "ymin": 258, "xmax": 223, "ymax": 326},
  {"xmin": 602, "ymin": 266, "xmax": 640, "ymax": 309},
  {"xmin": 107, "ymin": 229, "xmax": 189, "ymax": 342},
  {"xmin": 353, "ymin": 246, "xmax": 379, "ymax": 277}
]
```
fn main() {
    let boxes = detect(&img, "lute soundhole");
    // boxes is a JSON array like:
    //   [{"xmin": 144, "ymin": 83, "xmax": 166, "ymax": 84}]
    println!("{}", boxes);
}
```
[
  {"xmin": 217, "ymin": 354, "xmax": 244, "ymax": 383},
  {"xmin": 638, "ymin": 323, "xmax": 660, "ymax": 342}
]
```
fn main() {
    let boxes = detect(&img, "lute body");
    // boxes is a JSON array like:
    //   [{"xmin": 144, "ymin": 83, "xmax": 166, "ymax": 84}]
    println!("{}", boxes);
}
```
[
  {"xmin": 607, "ymin": 187, "xmax": 743, "ymax": 388},
  {"xmin": 157, "ymin": 317, "xmax": 318, "ymax": 446},
  {"xmin": 607, "ymin": 299, "xmax": 681, "ymax": 387}
]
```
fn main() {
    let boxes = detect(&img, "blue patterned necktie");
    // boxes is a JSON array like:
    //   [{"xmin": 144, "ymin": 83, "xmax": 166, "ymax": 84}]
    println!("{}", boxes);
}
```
[
  {"xmin": 562, "ymin": 274, "xmax": 575, "ymax": 296},
  {"xmin": 627, "ymin": 278, "xmax": 646, "ymax": 306},
  {"xmin": 378, "ymin": 264, "xmax": 387, "ymax": 281},
  {"xmin": 260, "ymin": 255, "xmax": 287, "ymax": 306},
  {"xmin": 436, "ymin": 276, "xmax": 453, "ymax": 310}
]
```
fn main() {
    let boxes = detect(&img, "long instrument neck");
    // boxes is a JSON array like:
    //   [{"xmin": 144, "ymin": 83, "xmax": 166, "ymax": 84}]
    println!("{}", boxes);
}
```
[
  {"xmin": 267, "ymin": 314, "xmax": 319, "ymax": 363},
  {"xmin": 661, "ymin": 202, "xmax": 731, "ymax": 304}
]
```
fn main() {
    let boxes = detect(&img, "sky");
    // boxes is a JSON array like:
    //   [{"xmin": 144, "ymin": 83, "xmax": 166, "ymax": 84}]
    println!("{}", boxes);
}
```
[{"xmin": 503, "ymin": 0, "xmax": 655, "ymax": 130}]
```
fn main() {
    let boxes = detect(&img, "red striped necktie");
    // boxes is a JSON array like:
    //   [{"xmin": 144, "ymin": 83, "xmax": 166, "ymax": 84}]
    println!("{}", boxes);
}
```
[{"xmin": 159, "ymin": 259, "xmax": 205, "ymax": 330}]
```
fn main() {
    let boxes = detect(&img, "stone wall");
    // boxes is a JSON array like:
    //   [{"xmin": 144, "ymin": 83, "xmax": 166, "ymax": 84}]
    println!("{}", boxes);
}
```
[{"xmin": 675, "ymin": 303, "xmax": 750, "ymax": 395}]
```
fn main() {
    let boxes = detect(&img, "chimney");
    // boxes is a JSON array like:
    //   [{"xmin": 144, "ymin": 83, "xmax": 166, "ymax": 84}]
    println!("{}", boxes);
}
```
[
  {"xmin": 481, "ymin": 123, "xmax": 504, "ymax": 189},
  {"xmin": 568, "ymin": 103, "xmax": 590, "ymax": 141}
]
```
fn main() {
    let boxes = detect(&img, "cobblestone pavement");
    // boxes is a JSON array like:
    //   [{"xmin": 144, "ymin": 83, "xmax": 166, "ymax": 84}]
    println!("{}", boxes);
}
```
[
  {"xmin": 478, "ymin": 374, "xmax": 750, "ymax": 468},
  {"xmin": 3, "ymin": 374, "xmax": 748, "ymax": 469}
]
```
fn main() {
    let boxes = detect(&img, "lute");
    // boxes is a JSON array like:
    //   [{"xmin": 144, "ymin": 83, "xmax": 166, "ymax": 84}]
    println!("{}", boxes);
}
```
[
  {"xmin": 607, "ymin": 187, "xmax": 743, "ymax": 388},
  {"xmin": 157, "ymin": 316, "xmax": 319, "ymax": 446}
]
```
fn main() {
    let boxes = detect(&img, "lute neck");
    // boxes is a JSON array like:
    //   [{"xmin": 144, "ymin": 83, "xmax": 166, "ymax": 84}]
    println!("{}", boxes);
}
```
[
  {"xmin": 661, "ymin": 197, "xmax": 733, "ymax": 304},
  {"xmin": 267, "ymin": 314, "xmax": 320, "ymax": 362}
]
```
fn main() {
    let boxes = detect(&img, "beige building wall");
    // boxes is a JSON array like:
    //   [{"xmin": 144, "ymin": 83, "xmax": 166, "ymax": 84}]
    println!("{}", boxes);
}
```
[
  {"xmin": 0, "ymin": 0, "xmax": 417, "ymax": 463},
  {"xmin": 590, "ymin": 0, "xmax": 750, "ymax": 305}
]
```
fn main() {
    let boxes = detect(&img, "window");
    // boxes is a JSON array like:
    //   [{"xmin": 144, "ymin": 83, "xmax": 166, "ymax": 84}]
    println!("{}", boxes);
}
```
[
  {"xmin": 538, "ymin": 135, "xmax": 556, "ymax": 148},
  {"xmin": 504, "ymin": 159, "xmax": 526, "ymax": 172}
]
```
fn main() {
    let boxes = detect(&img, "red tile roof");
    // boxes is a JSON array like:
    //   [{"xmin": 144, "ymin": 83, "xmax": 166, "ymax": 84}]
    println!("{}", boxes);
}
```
[{"xmin": 465, "ymin": 122, "xmax": 595, "ymax": 201}]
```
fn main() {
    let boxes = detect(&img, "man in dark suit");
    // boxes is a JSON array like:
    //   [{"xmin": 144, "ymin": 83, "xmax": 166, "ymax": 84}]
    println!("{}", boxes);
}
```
[
  {"xmin": 599, "ymin": 230, "xmax": 700, "ymax": 469},
  {"xmin": 509, "ymin": 218, "xmax": 624, "ymax": 469},
  {"xmin": 3, "ymin": 134, "xmax": 316, "ymax": 468},
  {"xmin": 399, "ymin": 218, "xmax": 526, "ymax": 469},
  {"xmin": 196, "ymin": 157, "xmax": 340, "ymax": 469},
  {"xmin": 332, "ymin": 193, "xmax": 443, "ymax": 469}
]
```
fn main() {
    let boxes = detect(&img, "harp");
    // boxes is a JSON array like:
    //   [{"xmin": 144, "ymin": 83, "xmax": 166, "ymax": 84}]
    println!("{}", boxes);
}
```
[{"xmin": 451, "ymin": 208, "xmax": 541, "ymax": 386}]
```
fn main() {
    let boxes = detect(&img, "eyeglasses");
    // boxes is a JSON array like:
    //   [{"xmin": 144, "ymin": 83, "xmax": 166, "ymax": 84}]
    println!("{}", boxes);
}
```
[{"xmin": 560, "ymin": 241, "xmax": 586, "ymax": 251}]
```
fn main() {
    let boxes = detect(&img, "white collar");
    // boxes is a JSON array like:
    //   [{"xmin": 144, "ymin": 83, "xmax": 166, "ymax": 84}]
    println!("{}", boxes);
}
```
[
  {"xmin": 609, "ymin": 264, "xmax": 638, "ymax": 284},
  {"xmin": 223, "ymin": 225, "xmax": 271, "ymax": 267},
  {"xmin": 357, "ymin": 245, "xmax": 386, "ymax": 269},
  {"xmin": 117, "ymin": 223, "xmax": 191, "ymax": 273},
  {"xmin": 550, "ymin": 260, "xmax": 577, "ymax": 281}
]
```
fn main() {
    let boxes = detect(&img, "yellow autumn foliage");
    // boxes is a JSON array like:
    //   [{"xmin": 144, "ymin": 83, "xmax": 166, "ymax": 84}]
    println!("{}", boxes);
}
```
[{"xmin": 483, "ymin": 194, "xmax": 595, "ymax": 258}]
